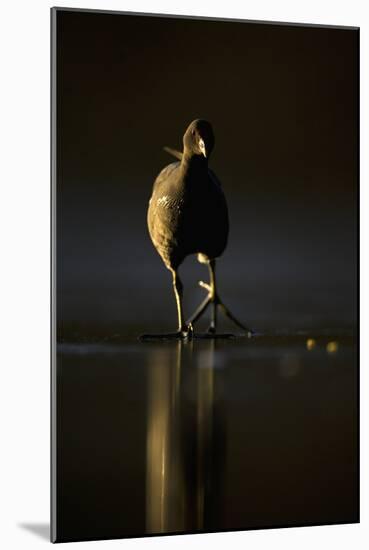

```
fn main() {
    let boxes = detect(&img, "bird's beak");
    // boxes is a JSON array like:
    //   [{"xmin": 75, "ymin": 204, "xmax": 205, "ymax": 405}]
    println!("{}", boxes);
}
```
[{"xmin": 199, "ymin": 138, "xmax": 207, "ymax": 158}]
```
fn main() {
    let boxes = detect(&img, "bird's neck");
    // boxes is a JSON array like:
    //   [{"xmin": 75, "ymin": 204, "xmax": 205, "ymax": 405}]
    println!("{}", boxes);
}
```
[{"xmin": 180, "ymin": 153, "xmax": 208, "ymax": 178}]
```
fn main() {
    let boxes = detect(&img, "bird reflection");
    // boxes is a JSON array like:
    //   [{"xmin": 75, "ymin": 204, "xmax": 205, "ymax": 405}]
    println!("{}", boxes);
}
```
[{"xmin": 145, "ymin": 340, "xmax": 226, "ymax": 534}]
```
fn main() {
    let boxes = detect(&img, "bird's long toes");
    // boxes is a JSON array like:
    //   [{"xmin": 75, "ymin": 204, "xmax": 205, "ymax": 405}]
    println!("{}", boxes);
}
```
[
  {"xmin": 181, "ymin": 322, "xmax": 193, "ymax": 340},
  {"xmin": 198, "ymin": 280, "xmax": 212, "ymax": 293}
]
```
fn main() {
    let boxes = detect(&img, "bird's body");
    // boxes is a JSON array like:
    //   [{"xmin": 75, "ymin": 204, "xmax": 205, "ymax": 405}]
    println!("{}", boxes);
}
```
[
  {"xmin": 148, "ymin": 159, "xmax": 229, "ymax": 270},
  {"xmin": 143, "ymin": 119, "xmax": 250, "ymax": 339}
]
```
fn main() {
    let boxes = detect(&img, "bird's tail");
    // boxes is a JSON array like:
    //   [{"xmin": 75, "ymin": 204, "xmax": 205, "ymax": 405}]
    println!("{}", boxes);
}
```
[{"xmin": 163, "ymin": 146, "xmax": 183, "ymax": 160}]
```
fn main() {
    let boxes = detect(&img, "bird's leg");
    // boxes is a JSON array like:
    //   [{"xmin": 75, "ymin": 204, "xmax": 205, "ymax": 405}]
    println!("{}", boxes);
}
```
[
  {"xmin": 209, "ymin": 260, "xmax": 253, "ymax": 335},
  {"xmin": 186, "ymin": 292, "xmax": 211, "ymax": 326},
  {"xmin": 208, "ymin": 260, "xmax": 253, "ymax": 334},
  {"xmin": 172, "ymin": 270, "xmax": 187, "ymax": 333},
  {"xmin": 185, "ymin": 259, "xmax": 218, "ymax": 330},
  {"xmin": 186, "ymin": 259, "xmax": 253, "ymax": 337},
  {"xmin": 140, "ymin": 270, "xmax": 193, "ymax": 341}
]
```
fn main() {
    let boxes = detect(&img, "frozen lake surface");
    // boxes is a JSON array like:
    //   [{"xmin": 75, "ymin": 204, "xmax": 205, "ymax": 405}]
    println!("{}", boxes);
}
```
[{"xmin": 55, "ymin": 329, "xmax": 358, "ymax": 542}]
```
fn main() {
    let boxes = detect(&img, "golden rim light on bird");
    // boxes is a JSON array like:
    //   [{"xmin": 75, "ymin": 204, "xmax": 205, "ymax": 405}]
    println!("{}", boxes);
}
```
[{"xmin": 199, "ymin": 138, "xmax": 207, "ymax": 158}]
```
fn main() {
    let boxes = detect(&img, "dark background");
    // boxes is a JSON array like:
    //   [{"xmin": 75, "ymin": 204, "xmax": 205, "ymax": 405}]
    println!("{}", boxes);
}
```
[{"xmin": 56, "ymin": 10, "xmax": 358, "ymax": 338}]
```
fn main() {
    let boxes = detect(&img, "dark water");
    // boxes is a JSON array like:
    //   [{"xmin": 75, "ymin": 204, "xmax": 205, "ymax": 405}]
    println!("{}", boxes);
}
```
[{"xmin": 55, "ymin": 330, "xmax": 358, "ymax": 542}]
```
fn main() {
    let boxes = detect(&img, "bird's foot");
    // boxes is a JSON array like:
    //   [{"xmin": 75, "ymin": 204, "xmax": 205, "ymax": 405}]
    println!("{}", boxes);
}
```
[
  {"xmin": 139, "ymin": 323, "xmax": 193, "ymax": 341},
  {"xmin": 217, "ymin": 301, "xmax": 254, "ymax": 337},
  {"xmin": 184, "ymin": 281, "xmax": 254, "ymax": 338},
  {"xmin": 191, "ymin": 322, "xmax": 244, "ymax": 339},
  {"xmin": 198, "ymin": 280, "xmax": 213, "ymax": 294}
]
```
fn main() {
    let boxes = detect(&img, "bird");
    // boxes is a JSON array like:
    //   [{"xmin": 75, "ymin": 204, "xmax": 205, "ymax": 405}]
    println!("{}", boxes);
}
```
[{"xmin": 142, "ymin": 119, "xmax": 252, "ymax": 339}]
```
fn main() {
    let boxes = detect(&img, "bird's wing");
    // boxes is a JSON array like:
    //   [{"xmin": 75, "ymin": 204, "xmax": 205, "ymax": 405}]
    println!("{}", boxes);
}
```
[
  {"xmin": 150, "ymin": 161, "xmax": 180, "ymax": 195},
  {"xmin": 147, "ymin": 160, "xmax": 183, "ymax": 268},
  {"xmin": 163, "ymin": 146, "xmax": 183, "ymax": 161}
]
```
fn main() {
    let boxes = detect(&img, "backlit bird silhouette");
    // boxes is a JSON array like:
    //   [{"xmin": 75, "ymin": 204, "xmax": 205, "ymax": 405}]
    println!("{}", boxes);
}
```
[{"xmin": 143, "ymin": 119, "xmax": 251, "ymax": 339}]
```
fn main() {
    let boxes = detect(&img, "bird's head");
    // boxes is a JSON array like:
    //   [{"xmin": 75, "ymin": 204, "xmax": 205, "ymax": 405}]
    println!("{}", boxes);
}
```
[{"xmin": 183, "ymin": 119, "xmax": 215, "ymax": 160}]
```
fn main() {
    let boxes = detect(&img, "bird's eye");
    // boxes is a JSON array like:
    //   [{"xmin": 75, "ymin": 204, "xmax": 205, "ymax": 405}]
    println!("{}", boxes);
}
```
[{"xmin": 191, "ymin": 129, "xmax": 196, "ymax": 136}]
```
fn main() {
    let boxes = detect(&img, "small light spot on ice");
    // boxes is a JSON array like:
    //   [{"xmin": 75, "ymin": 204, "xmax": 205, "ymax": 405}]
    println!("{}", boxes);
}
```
[
  {"xmin": 326, "ymin": 341, "xmax": 338, "ymax": 354},
  {"xmin": 306, "ymin": 338, "xmax": 316, "ymax": 351}
]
